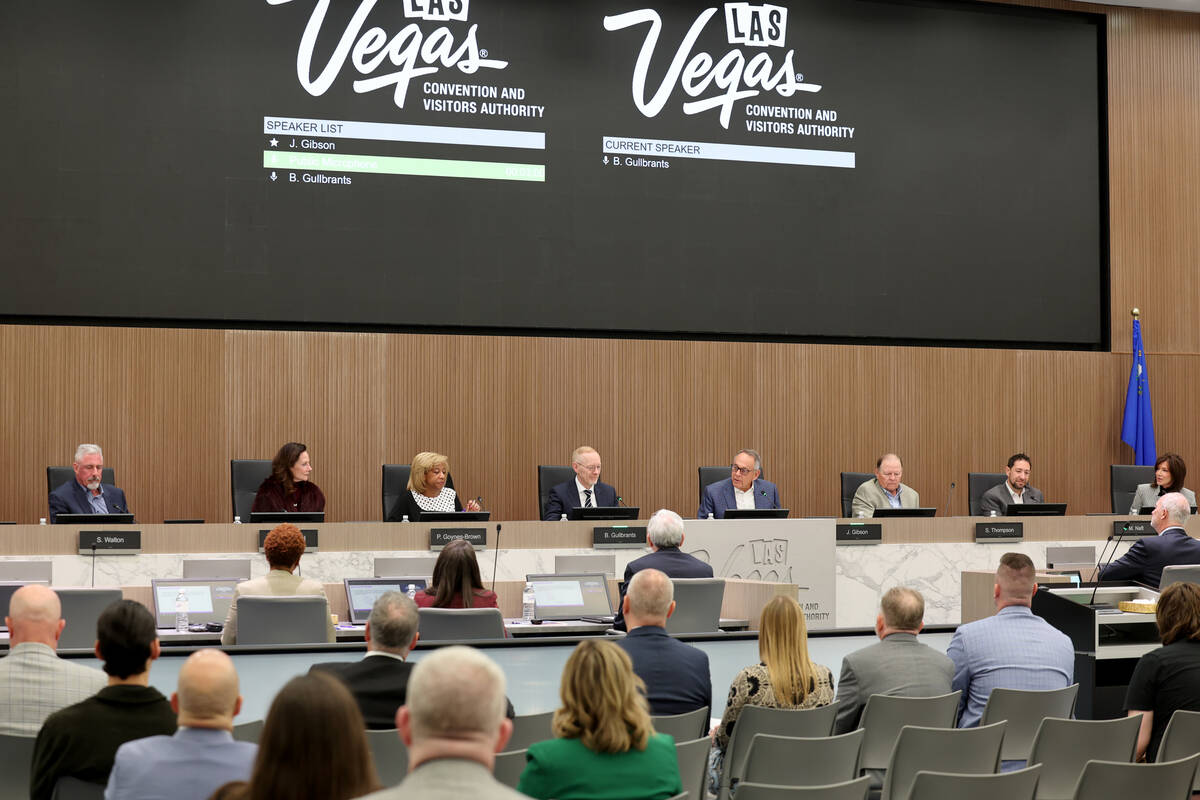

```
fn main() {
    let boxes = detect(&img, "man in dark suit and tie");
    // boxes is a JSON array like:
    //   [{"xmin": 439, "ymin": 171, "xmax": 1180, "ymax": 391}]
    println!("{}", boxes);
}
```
[
  {"xmin": 48, "ymin": 444, "xmax": 131, "ymax": 523},
  {"xmin": 614, "ymin": 508, "xmax": 713, "ymax": 631},
  {"xmin": 542, "ymin": 446, "xmax": 619, "ymax": 520},
  {"xmin": 978, "ymin": 453, "xmax": 1045, "ymax": 515},
  {"xmin": 697, "ymin": 449, "xmax": 781, "ymax": 519},
  {"xmin": 616, "ymin": 568, "xmax": 711, "ymax": 718},
  {"xmin": 1100, "ymin": 492, "xmax": 1200, "ymax": 588}
]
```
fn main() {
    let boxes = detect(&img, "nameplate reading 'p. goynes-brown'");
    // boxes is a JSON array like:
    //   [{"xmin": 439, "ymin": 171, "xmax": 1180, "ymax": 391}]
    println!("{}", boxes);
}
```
[
  {"xmin": 592, "ymin": 526, "xmax": 648, "ymax": 548},
  {"xmin": 835, "ymin": 524, "xmax": 882, "ymax": 545},
  {"xmin": 79, "ymin": 530, "xmax": 142, "ymax": 555},
  {"xmin": 975, "ymin": 522, "xmax": 1023, "ymax": 543},
  {"xmin": 430, "ymin": 528, "xmax": 487, "ymax": 551}
]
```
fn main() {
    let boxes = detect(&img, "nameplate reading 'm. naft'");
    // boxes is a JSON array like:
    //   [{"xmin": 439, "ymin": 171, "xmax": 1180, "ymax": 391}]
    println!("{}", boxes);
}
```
[
  {"xmin": 258, "ymin": 529, "xmax": 319, "ymax": 552},
  {"xmin": 430, "ymin": 528, "xmax": 487, "ymax": 550},
  {"xmin": 835, "ymin": 524, "xmax": 882, "ymax": 545},
  {"xmin": 79, "ymin": 530, "xmax": 142, "ymax": 555},
  {"xmin": 1112, "ymin": 520, "xmax": 1155, "ymax": 538},
  {"xmin": 975, "ymin": 522, "xmax": 1023, "ymax": 543},
  {"xmin": 593, "ymin": 526, "xmax": 648, "ymax": 549}
]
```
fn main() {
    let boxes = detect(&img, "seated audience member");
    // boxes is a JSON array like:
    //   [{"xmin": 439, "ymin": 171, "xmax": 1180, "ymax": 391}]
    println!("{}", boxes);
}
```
[
  {"xmin": 1100, "ymin": 492, "xmax": 1200, "ymax": 588},
  {"xmin": 251, "ymin": 442, "xmax": 325, "ymax": 514},
  {"xmin": 48, "ymin": 443, "xmax": 131, "ymax": 523},
  {"xmin": 614, "ymin": 508, "xmax": 713, "ymax": 631},
  {"xmin": 106, "ymin": 649, "xmax": 255, "ymax": 800},
  {"xmin": 0, "ymin": 584, "xmax": 106, "ymax": 736},
  {"xmin": 387, "ymin": 452, "xmax": 480, "ymax": 522},
  {"xmin": 851, "ymin": 453, "xmax": 920, "ymax": 516},
  {"xmin": 1130, "ymin": 452, "xmax": 1196, "ymax": 514},
  {"xmin": 833, "ymin": 587, "xmax": 953, "ymax": 734},
  {"xmin": 412, "ymin": 539, "xmax": 498, "ymax": 609},
  {"xmin": 211, "ymin": 672, "xmax": 378, "ymax": 800},
  {"xmin": 947, "ymin": 552, "xmax": 1074, "ymax": 727},
  {"xmin": 616, "ymin": 569, "xmax": 711, "ymax": 717},
  {"xmin": 517, "ymin": 640, "xmax": 682, "ymax": 800},
  {"xmin": 711, "ymin": 595, "xmax": 835, "ymax": 794},
  {"xmin": 31, "ymin": 600, "xmax": 176, "ymax": 800},
  {"xmin": 221, "ymin": 523, "xmax": 334, "ymax": 645},
  {"xmin": 698, "ymin": 449, "xmax": 781, "ymax": 519},
  {"xmin": 978, "ymin": 453, "xmax": 1045, "ymax": 515},
  {"xmin": 360, "ymin": 646, "xmax": 523, "ymax": 800},
  {"xmin": 1126, "ymin": 582, "xmax": 1200, "ymax": 761},
  {"xmin": 543, "ymin": 446, "xmax": 619, "ymax": 520}
]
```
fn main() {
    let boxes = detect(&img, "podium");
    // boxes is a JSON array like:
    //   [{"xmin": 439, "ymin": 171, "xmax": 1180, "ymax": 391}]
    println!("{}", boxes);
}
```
[{"xmin": 1032, "ymin": 584, "xmax": 1161, "ymax": 719}]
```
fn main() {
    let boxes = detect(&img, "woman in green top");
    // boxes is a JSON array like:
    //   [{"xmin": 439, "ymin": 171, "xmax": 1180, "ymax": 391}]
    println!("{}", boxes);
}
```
[{"xmin": 517, "ymin": 639, "xmax": 683, "ymax": 800}]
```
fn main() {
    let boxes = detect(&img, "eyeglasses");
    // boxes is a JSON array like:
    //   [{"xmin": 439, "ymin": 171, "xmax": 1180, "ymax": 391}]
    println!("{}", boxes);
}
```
[
  {"xmin": 575, "ymin": 463, "xmax": 602, "ymax": 472},
  {"xmin": 731, "ymin": 464, "xmax": 756, "ymax": 475}
]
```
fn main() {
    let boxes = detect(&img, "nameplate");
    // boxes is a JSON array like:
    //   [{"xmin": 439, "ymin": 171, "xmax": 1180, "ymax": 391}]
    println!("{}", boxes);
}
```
[
  {"xmin": 836, "ymin": 523, "xmax": 882, "ymax": 545},
  {"xmin": 1112, "ymin": 520, "xmax": 1155, "ymax": 538},
  {"xmin": 258, "ymin": 529, "xmax": 319, "ymax": 552},
  {"xmin": 430, "ymin": 528, "xmax": 487, "ymax": 550},
  {"xmin": 79, "ymin": 530, "xmax": 141, "ymax": 555},
  {"xmin": 976, "ymin": 522, "xmax": 1023, "ymax": 543},
  {"xmin": 592, "ymin": 526, "xmax": 648, "ymax": 549}
]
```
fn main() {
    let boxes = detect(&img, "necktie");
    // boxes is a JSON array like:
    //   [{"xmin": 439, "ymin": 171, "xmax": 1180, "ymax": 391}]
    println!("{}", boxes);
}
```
[{"xmin": 584, "ymin": 489, "xmax": 593, "ymax": 508}]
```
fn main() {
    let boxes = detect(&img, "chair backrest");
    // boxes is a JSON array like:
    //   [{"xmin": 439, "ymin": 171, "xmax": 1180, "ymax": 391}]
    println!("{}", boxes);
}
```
[
  {"xmin": 735, "ymin": 776, "xmax": 872, "ymax": 800},
  {"xmin": 1027, "ymin": 715, "xmax": 1141, "ymax": 800},
  {"xmin": 1110, "ymin": 464, "xmax": 1154, "ymax": 514},
  {"xmin": 382, "ymin": 464, "xmax": 413, "ymax": 521},
  {"xmin": 230, "ymin": 459, "xmax": 272, "ymax": 520},
  {"xmin": 653, "ymin": 707, "xmax": 711, "ymax": 742},
  {"xmin": 231, "ymin": 719, "xmax": 263, "ymax": 743},
  {"xmin": 856, "ymin": 692, "xmax": 961, "ymax": 772},
  {"xmin": 968, "ymin": 472, "xmax": 1007, "ymax": 515},
  {"xmin": 183, "ymin": 559, "xmax": 252, "ymax": 580},
  {"xmin": 720, "ymin": 704, "xmax": 841, "ymax": 797},
  {"xmin": 1159, "ymin": 708, "xmax": 1200, "ymax": 792},
  {"xmin": 665, "ymin": 578, "xmax": 725, "ymax": 634},
  {"xmin": 416, "ymin": 607, "xmax": 506, "ymax": 641},
  {"xmin": 840, "ymin": 472, "xmax": 873, "ymax": 517},
  {"xmin": 743, "ymin": 730, "xmax": 865, "ymax": 788},
  {"xmin": 555, "ymin": 553, "xmax": 617, "ymax": 577},
  {"xmin": 881, "ymin": 722, "xmax": 1006, "ymax": 800},
  {"xmin": 50, "ymin": 777, "xmax": 105, "ymax": 800},
  {"xmin": 0, "ymin": 561, "xmax": 53, "ymax": 583},
  {"xmin": 676, "ymin": 736, "xmax": 713, "ymax": 800},
  {"xmin": 505, "ymin": 710, "xmax": 555, "ymax": 751},
  {"xmin": 0, "ymin": 732, "xmax": 37, "ymax": 800},
  {"xmin": 47, "ymin": 467, "xmax": 115, "ymax": 496},
  {"xmin": 56, "ymin": 588, "xmax": 123, "ymax": 650},
  {"xmin": 909, "ymin": 764, "xmax": 1042, "ymax": 800},
  {"xmin": 538, "ymin": 465, "xmax": 575, "ymax": 519},
  {"xmin": 980, "ymin": 684, "xmax": 1079, "ymax": 761},
  {"xmin": 493, "ymin": 748, "xmax": 528, "ymax": 789},
  {"xmin": 365, "ymin": 728, "xmax": 408, "ymax": 787},
  {"xmin": 1070, "ymin": 754, "xmax": 1200, "ymax": 800},
  {"xmin": 1160, "ymin": 565, "xmax": 1200, "ymax": 590},
  {"xmin": 237, "ymin": 595, "xmax": 329, "ymax": 645}
]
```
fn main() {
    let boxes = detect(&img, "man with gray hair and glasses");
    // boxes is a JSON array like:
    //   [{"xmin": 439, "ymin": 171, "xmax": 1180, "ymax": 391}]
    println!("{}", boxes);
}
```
[
  {"xmin": 614, "ymin": 508, "xmax": 713, "ymax": 631},
  {"xmin": 698, "ymin": 448, "xmax": 781, "ymax": 519},
  {"xmin": 48, "ymin": 444, "xmax": 132, "ymax": 523}
]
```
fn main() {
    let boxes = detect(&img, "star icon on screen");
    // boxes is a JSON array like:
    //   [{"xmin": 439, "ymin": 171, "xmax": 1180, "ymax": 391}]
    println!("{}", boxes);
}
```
[{"xmin": 269, "ymin": 138, "xmax": 278, "ymax": 147}]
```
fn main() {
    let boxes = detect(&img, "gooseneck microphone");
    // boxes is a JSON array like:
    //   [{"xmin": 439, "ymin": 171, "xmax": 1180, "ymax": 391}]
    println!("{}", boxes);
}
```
[
  {"xmin": 760, "ymin": 489, "xmax": 776, "ymax": 509},
  {"xmin": 491, "ymin": 523, "xmax": 502, "ymax": 591},
  {"xmin": 1087, "ymin": 526, "xmax": 1127, "ymax": 607},
  {"xmin": 945, "ymin": 482, "xmax": 956, "ymax": 517}
]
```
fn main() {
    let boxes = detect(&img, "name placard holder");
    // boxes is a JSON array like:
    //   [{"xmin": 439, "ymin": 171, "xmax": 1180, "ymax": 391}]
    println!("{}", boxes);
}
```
[
  {"xmin": 592, "ymin": 526, "xmax": 648, "ymax": 549},
  {"xmin": 836, "ymin": 523, "xmax": 882, "ymax": 546},
  {"xmin": 258, "ymin": 529, "xmax": 319, "ymax": 552},
  {"xmin": 430, "ymin": 528, "xmax": 487, "ymax": 551},
  {"xmin": 78, "ymin": 531, "xmax": 142, "ymax": 555},
  {"xmin": 1113, "ymin": 520, "xmax": 1155, "ymax": 538},
  {"xmin": 976, "ymin": 522, "xmax": 1023, "ymax": 543}
]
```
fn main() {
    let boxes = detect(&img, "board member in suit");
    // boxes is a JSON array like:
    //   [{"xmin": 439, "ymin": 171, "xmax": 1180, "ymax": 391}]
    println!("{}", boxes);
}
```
[
  {"xmin": 979, "ymin": 453, "xmax": 1045, "ymax": 515},
  {"xmin": 48, "ymin": 444, "xmax": 131, "ymax": 523},
  {"xmin": 697, "ymin": 449, "xmax": 781, "ymax": 519},
  {"xmin": 614, "ymin": 508, "xmax": 713, "ymax": 631},
  {"xmin": 251, "ymin": 442, "xmax": 325, "ymax": 514},
  {"xmin": 1100, "ymin": 492, "xmax": 1200, "ymax": 588},
  {"xmin": 851, "ymin": 453, "xmax": 920, "ymax": 517},
  {"xmin": 1130, "ymin": 452, "xmax": 1196, "ymax": 514},
  {"xmin": 387, "ymin": 451, "xmax": 481, "ymax": 522},
  {"xmin": 543, "ymin": 446, "xmax": 619, "ymax": 520}
]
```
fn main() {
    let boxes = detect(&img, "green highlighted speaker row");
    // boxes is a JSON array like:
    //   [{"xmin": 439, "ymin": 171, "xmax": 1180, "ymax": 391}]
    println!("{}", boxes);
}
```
[{"xmin": 263, "ymin": 150, "xmax": 544, "ymax": 182}]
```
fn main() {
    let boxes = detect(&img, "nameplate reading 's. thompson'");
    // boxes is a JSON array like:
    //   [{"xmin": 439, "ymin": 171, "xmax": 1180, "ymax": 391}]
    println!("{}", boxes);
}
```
[
  {"xmin": 593, "ymin": 526, "xmax": 648, "ymax": 549},
  {"xmin": 430, "ymin": 528, "xmax": 487, "ymax": 550},
  {"xmin": 835, "ymin": 524, "xmax": 882, "ymax": 545},
  {"xmin": 79, "ymin": 531, "xmax": 142, "ymax": 555},
  {"xmin": 975, "ymin": 522, "xmax": 1023, "ymax": 543},
  {"xmin": 258, "ymin": 529, "xmax": 319, "ymax": 552}
]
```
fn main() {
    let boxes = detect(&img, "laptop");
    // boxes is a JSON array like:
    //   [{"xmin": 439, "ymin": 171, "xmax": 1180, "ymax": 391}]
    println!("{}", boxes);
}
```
[
  {"xmin": 0, "ymin": 581, "xmax": 49, "ymax": 631},
  {"xmin": 55, "ymin": 513, "xmax": 134, "ymax": 524},
  {"xmin": 150, "ymin": 578, "xmax": 239, "ymax": 629},
  {"xmin": 525, "ymin": 572, "xmax": 614, "ymax": 623},
  {"xmin": 723, "ymin": 508, "xmax": 789, "ymax": 520},
  {"xmin": 344, "ymin": 577, "xmax": 428, "ymax": 625},
  {"xmin": 872, "ymin": 507, "xmax": 937, "ymax": 518}
]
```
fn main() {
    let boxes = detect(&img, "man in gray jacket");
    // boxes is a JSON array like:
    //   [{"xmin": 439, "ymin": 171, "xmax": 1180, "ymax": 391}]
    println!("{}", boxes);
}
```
[{"xmin": 979, "ymin": 453, "xmax": 1044, "ymax": 515}]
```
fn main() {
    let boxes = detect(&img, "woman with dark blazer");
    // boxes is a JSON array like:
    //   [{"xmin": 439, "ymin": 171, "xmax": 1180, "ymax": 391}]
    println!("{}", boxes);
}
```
[
  {"xmin": 251, "ymin": 442, "xmax": 325, "ymax": 513},
  {"xmin": 1130, "ymin": 453, "xmax": 1196, "ymax": 514},
  {"xmin": 387, "ymin": 451, "xmax": 480, "ymax": 522}
]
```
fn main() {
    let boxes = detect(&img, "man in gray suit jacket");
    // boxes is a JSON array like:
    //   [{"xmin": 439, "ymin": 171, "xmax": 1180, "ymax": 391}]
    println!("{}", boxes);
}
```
[
  {"xmin": 833, "ymin": 587, "xmax": 954, "ymax": 734},
  {"xmin": 851, "ymin": 454, "xmax": 920, "ymax": 517},
  {"xmin": 979, "ymin": 453, "xmax": 1045, "ymax": 515}
]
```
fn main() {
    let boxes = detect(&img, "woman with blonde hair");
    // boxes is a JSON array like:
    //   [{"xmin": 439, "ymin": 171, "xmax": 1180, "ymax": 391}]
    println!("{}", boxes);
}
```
[
  {"xmin": 388, "ymin": 451, "xmax": 481, "ymax": 522},
  {"xmin": 517, "ymin": 639, "xmax": 682, "ymax": 800}
]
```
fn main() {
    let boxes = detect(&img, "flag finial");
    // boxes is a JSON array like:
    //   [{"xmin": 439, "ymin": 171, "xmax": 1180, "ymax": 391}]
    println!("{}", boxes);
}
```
[{"xmin": 1131, "ymin": 307, "xmax": 1140, "ymax": 319}]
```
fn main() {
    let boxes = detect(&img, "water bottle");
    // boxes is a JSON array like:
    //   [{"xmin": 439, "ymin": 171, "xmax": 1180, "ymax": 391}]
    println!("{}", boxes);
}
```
[
  {"xmin": 989, "ymin": 509, "xmax": 998, "ymax": 518},
  {"xmin": 522, "ymin": 582, "xmax": 536, "ymax": 622},
  {"xmin": 707, "ymin": 513, "xmax": 714, "ymax": 520},
  {"xmin": 233, "ymin": 515, "xmax": 241, "ymax": 524},
  {"xmin": 175, "ymin": 588, "xmax": 189, "ymax": 632},
  {"xmin": 401, "ymin": 515, "xmax": 409, "ymax": 523},
  {"xmin": 406, "ymin": 583, "xmax": 417, "ymax": 601},
  {"xmin": 560, "ymin": 514, "xmax": 567, "ymax": 522}
]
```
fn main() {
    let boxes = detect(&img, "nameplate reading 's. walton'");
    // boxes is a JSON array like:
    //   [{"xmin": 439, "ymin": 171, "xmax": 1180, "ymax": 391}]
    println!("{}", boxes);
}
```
[
  {"xmin": 835, "ymin": 524, "xmax": 882, "ymax": 545},
  {"xmin": 975, "ymin": 522, "xmax": 1023, "ymax": 543},
  {"xmin": 1112, "ymin": 520, "xmax": 1155, "ymax": 538},
  {"xmin": 78, "ymin": 530, "xmax": 142, "ymax": 555},
  {"xmin": 258, "ymin": 529, "xmax": 319, "ymax": 552},
  {"xmin": 592, "ymin": 526, "xmax": 648, "ymax": 549},
  {"xmin": 430, "ymin": 528, "xmax": 487, "ymax": 550}
]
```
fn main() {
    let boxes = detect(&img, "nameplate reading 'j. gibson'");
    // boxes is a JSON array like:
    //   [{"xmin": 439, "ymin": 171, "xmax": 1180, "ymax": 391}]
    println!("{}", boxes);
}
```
[
  {"xmin": 430, "ymin": 528, "xmax": 487, "ymax": 551},
  {"xmin": 835, "ymin": 524, "xmax": 882, "ymax": 545},
  {"xmin": 258, "ymin": 529, "xmax": 319, "ymax": 552},
  {"xmin": 78, "ymin": 531, "xmax": 141, "ymax": 555},
  {"xmin": 593, "ymin": 526, "xmax": 648, "ymax": 549},
  {"xmin": 975, "ymin": 522, "xmax": 1023, "ymax": 543},
  {"xmin": 1113, "ymin": 520, "xmax": 1156, "ymax": 538}
]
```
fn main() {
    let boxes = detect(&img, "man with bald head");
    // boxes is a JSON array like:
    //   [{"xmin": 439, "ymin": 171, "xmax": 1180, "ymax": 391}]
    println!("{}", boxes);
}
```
[
  {"xmin": 947, "ymin": 552, "xmax": 1074, "ymax": 727},
  {"xmin": 105, "ymin": 649, "xmax": 256, "ymax": 800},
  {"xmin": 1099, "ymin": 492, "xmax": 1200, "ymax": 588},
  {"xmin": 615, "ymin": 568, "xmax": 711, "ymax": 717},
  {"xmin": 0, "ymin": 584, "xmax": 106, "ymax": 735},
  {"xmin": 851, "ymin": 453, "xmax": 920, "ymax": 516}
]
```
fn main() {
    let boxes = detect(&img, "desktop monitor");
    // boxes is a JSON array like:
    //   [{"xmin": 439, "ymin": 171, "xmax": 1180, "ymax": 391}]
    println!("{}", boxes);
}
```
[
  {"xmin": 872, "ymin": 507, "xmax": 937, "ymax": 518},
  {"xmin": 248, "ymin": 511, "xmax": 324, "ymax": 524},
  {"xmin": 420, "ymin": 511, "xmax": 490, "ymax": 522},
  {"xmin": 55, "ymin": 513, "xmax": 134, "ymax": 525},
  {"xmin": 1006, "ymin": 503, "xmax": 1068, "ymax": 517},
  {"xmin": 525, "ymin": 572, "xmax": 614, "ymax": 622},
  {"xmin": 722, "ymin": 508, "xmax": 790, "ymax": 520},
  {"xmin": 569, "ymin": 506, "xmax": 640, "ymax": 521},
  {"xmin": 344, "ymin": 578, "xmax": 428, "ymax": 624},
  {"xmin": 150, "ymin": 578, "xmax": 240, "ymax": 629},
  {"xmin": 0, "ymin": 581, "xmax": 49, "ymax": 631}
]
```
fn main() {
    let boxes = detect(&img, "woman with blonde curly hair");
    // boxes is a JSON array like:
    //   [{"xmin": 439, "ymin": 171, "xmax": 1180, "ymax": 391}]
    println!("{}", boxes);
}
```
[
  {"xmin": 387, "ymin": 451, "xmax": 481, "ymax": 522},
  {"xmin": 517, "ymin": 639, "xmax": 682, "ymax": 800}
]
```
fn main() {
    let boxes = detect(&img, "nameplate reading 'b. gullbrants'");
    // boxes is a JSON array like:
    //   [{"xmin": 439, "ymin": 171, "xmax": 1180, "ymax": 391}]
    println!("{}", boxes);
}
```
[
  {"xmin": 258, "ymin": 529, "xmax": 319, "ymax": 552},
  {"xmin": 79, "ymin": 530, "xmax": 141, "ymax": 555},
  {"xmin": 975, "ymin": 523, "xmax": 1023, "ymax": 543},
  {"xmin": 592, "ymin": 526, "xmax": 648, "ymax": 549},
  {"xmin": 835, "ymin": 524, "xmax": 882, "ymax": 545},
  {"xmin": 430, "ymin": 528, "xmax": 487, "ymax": 551}
]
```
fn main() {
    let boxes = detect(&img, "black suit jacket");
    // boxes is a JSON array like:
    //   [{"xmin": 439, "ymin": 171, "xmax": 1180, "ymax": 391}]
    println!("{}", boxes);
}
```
[
  {"xmin": 48, "ymin": 481, "xmax": 130, "ymax": 524},
  {"xmin": 616, "ymin": 626, "xmax": 711, "ymax": 718},
  {"xmin": 614, "ymin": 547, "xmax": 715, "ymax": 631},
  {"xmin": 1099, "ymin": 527, "xmax": 1200, "ymax": 589},
  {"xmin": 543, "ymin": 480, "xmax": 618, "ymax": 520}
]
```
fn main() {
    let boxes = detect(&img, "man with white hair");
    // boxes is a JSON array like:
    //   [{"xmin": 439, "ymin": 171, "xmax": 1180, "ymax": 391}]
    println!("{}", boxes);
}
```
[
  {"xmin": 616, "ymin": 569, "xmax": 711, "ymax": 717},
  {"xmin": 613, "ymin": 508, "xmax": 713, "ymax": 631},
  {"xmin": 0, "ymin": 584, "xmax": 106, "ymax": 735},
  {"xmin": 48, "ymin": 444, "xmax": 131, "ymax": 523},
  {"xmin": 360, "ymin": 646, "xmax": 524, "ymax": 799},
  {"xmin": 543, "ymin": 446, "xmax": 620, "ymax": 520},
  {"xmin": 1100, "ymin": 492, "xmax": 1200, "ymax": 588}
]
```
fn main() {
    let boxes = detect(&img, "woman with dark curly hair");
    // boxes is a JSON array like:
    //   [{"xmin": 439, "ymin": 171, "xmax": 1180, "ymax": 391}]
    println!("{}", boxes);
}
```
[{"xmin": 252, "ymin": 442, "xmax": 326, "ymax": 514}]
